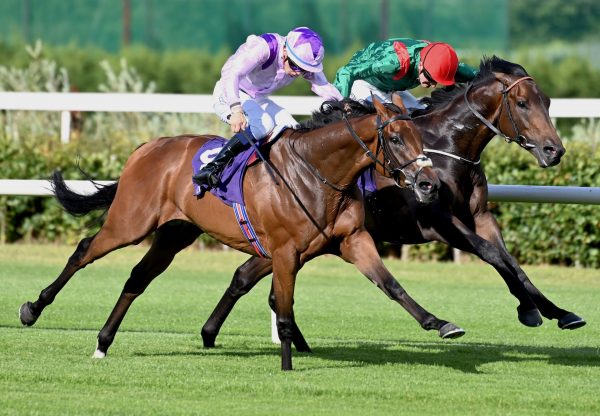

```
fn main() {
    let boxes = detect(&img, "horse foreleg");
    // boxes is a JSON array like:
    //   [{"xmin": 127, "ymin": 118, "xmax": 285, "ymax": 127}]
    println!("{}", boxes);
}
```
[
  {"xmin": 430, "ymin": 214, "xmax": 543, "ymax": 327},
  {"xmin": 271, "ymin": 248, "xmax": 300, "ymax": 371},
  {"xmin": 473, "ymin": 212, "xmax": 586, "ymax": 330},
  {"xmin": 200, "ymin": 256, "xmax": 273, "ymax": 348},
  {"xmin": 267, "ymin": 283, "xmax": 312, "ymax": 352},
  {"xmin": 340, "ymin": 230, "xmax": 464, "ymax": 339},
  {"xmin": 94, "ymin": 221, "xmax": 201, "ymax": 358}
]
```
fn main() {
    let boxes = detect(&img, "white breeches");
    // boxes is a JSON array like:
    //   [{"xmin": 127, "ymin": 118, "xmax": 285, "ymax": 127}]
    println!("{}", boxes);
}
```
[
  {"xmin": 213, "ymin": 81, "xmax": 299, "ymax": 140},
  {"xmin": 349, "ymin": 80, "xmax": 426, "ymax": 110}
]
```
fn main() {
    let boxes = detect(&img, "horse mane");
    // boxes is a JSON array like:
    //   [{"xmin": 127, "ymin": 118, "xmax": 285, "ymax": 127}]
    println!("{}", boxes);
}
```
[
  {"xmin": 297, "ymin": 99, "xmax": 403, "ymax": 131},
  {"xmin": 411, "ymin": 55, "xmax": 530, "ymax": 117}
]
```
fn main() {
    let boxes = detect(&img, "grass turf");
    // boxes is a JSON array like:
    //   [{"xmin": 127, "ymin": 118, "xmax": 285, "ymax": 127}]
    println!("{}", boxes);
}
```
[{"xmin": 1, "ymin": 244, "xmax": 599, "ymax": 415}]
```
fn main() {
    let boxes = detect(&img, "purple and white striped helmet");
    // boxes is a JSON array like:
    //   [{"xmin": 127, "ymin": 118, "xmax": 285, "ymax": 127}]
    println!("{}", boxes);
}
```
[{"xmin": 285, "ymin": 27, "xmax": 324, "ymax": 73}]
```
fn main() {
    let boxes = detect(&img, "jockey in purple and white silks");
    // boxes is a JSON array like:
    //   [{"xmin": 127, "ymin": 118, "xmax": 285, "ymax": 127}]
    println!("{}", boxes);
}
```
[{"xmin": 193, "ymin": 27, "xmax": 342, "ymax": 189}]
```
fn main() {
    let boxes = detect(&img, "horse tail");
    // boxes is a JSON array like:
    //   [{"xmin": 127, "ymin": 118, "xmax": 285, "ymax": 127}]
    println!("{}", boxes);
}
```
[{"xmin": 51, "ymin": 170, "xmax": 119, "ymax": 217}]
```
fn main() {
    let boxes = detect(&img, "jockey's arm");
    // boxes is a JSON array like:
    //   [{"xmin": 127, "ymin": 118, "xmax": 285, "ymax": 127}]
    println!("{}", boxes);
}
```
[
  {"xmin": 306, "ymin": 71, "xmax": 343, "ymax": 101},
  {"xmin": 220, "ymin": 37, "xmax": 270, "ymax": 110},
  {"xmin": 334, "ymin": 59, "xmax": 394, "ymax": 98}
]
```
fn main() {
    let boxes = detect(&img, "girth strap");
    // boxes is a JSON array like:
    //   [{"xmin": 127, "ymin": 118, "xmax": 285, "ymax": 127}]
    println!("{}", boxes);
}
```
[{"xmin": 233, "ymin": 203, "xmax": 270, "ymax": 258}]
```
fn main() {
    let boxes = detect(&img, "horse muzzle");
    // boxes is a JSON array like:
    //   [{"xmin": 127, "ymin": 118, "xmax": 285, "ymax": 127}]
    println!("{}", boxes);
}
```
[
  {"xmin": 395, "ymin": 166, "xmax": 440, "ymax": 205},
  {"xmin": 530, "ymin": 140, "xmax": 565, "ymax": 168}
]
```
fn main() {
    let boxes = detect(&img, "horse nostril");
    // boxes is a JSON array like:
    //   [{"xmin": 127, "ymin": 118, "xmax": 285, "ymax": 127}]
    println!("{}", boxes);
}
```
[
  {"xmin": 543, "ymin": 146, "xmax": 557, "ymax": 158},
  {"xmin": 418, "ymin": 181, "xmax": 434, "ymax": 193}
]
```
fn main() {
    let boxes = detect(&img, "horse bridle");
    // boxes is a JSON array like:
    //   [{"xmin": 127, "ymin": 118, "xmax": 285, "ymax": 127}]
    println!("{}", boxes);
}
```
[
  {"xmin": 289, "ymin": 112, "xmax": 432, "ymax": 192},
  {"xmin": 464, "ymin": 76, "xmax": 536, "ymax": 150},
  {"xmin": 342, "ymin": 113, "xmax": 432, "ymax": 188}
]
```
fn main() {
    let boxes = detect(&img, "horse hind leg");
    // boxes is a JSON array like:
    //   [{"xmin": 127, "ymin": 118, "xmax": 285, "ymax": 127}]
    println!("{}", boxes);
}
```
[
  {"xmin": 19, "ymin": 235, "xmax": 97, "ymax": 326},
  {"xmin": 201, "ymin": 256, "xmax": 273, "ymax": 348},
  {"xmin": 19, "ymin": 217, "xmax": 155, "ymax": 327},
  {"xmin": 94, "ymin": 221, "xmax": 201, "ymax": 358}
]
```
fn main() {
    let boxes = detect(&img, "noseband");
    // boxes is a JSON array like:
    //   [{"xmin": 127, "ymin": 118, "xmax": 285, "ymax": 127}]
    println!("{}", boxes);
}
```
[
  {"xmin": 342, "ymin": 113, "xmax": 432, "ymax": 189},
  {"xmin": 464, "ymin": 76, "xmax": 536, "ymax": 150}
]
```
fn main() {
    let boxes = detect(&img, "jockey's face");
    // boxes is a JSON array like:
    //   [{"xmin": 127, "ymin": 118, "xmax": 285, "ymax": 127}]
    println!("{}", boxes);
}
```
[
  {"xmin": 417, "ymin": 61, "xmax": 437, "ymax": 88},
  {"xmin": 283, "ymin": 47, "xmax": 304, "ymax": 77}
]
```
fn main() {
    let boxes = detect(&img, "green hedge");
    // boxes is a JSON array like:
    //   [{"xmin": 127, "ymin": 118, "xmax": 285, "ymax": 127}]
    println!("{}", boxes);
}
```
[
  {"xmin": 2, "ymin": 40, "xmax": 600, "ymax": 97},
  {"xmin": 484, "ymin": 136, "xmax": 600, "ymax": 268},
  {"xmin": 3, "ymin": 123, "xmax": 599, "ymax": 267}
]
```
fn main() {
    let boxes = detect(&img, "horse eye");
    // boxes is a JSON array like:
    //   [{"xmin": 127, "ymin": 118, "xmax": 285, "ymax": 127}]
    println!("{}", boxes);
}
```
[
  {"xmin": 391, "ymin": 135, "xmax": 405, "ymax": 146},
  {"xmin": 517, "ymin": 100, "xmax": 527, "ymax": 108}
]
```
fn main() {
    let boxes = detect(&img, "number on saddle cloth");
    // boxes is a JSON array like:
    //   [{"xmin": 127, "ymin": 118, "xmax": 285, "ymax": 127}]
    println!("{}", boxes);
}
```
[{"xmin": 191, "ymin": 138, "xmax": 255, "ymax": 206}]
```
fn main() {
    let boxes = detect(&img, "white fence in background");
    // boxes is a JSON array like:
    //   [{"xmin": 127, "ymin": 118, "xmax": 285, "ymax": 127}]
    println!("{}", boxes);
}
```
[
  {"xmin": 1, "ymin": 92, "xmax": 599, "ymax": 204},
  {"xmin": 2, "ymin": 92, "xmax": 600, "ymax": 142},
  {"xmin": 1, "ymin": 180, "xmax": 599, "ymax": 205}
]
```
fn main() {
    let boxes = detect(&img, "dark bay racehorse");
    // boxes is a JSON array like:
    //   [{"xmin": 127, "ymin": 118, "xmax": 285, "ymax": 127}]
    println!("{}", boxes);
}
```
[
  {"xmin": 19, "ymin": 96, "xmax": 452, "ymax": 370},
  {"xmin": 200, "ymin": 56, "xmax": 585, "ymax": 351}
]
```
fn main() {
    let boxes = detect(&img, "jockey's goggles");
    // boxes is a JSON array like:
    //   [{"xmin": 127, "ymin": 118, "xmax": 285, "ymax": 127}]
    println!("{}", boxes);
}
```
[
  {"xmin": 421, "ymin": 67, "xmax": 437, "ymax": 86},
  {"xmin": 286, "ymin": 57, "xmax": 305, "ymax": 73}
]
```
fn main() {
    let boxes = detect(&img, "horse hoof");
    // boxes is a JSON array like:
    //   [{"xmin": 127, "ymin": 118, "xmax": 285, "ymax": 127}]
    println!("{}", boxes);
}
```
[
  {"xmin": 439, "ymin": 322, "xmax": 466, "ymax": 339},
  {"xmin": 558, "ymin": 312, "xmax": 586, "ymax": 330},
  {"xmin": 518, "ymin": 308, "xmax": 542, "ymax": 327},
  {"xmin": 19, "ymin": 302, "xmax": 39, "ymax": 326},
  {"xmin": 201, "ymin": 329, "xmax": 216, "ymax": 348},
  {"xmin": 92, "ymin": 349, "xmax": 106, "ymax": 359}
]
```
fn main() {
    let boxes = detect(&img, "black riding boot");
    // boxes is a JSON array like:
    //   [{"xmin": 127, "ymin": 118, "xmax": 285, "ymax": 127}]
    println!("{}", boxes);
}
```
[{"xmin": 192, "ymin": 133, "xmax": 250, "ymax": 188}]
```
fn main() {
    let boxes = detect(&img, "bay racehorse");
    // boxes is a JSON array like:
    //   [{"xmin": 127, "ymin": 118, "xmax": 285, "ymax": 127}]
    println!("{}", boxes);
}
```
[
  {"xmin": 19, "ymin": 96, "xmax": 452, "ymax": 370},
  {"xmin": 199, "ymin": 56, "xmax": 585, "ymax": 352}
]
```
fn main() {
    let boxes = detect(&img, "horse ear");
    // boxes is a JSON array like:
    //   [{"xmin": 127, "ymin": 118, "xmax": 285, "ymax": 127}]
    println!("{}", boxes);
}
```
[
  {"xmin": 391, "ymin": 93, "xmax": 407, "ymax": 114},
  {"xmin": 371, "ymin": 94, "xmax": 388, "ymax": 116}
]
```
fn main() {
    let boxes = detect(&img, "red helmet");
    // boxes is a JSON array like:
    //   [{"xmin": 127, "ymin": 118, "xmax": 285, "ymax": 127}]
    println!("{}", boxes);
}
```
[{"xmin": 420, "ymin": 42, "xmax": 459, "ymax": 86}]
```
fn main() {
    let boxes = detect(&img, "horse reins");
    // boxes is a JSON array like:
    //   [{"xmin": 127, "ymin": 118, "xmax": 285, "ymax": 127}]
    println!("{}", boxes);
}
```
[
  {"xmin": 464, "ymin": 76, "xmax": 535, "ymax": 149},
  {"xmin": 287, "ymin": 136, "xmax": 347, "ymax": 192}
]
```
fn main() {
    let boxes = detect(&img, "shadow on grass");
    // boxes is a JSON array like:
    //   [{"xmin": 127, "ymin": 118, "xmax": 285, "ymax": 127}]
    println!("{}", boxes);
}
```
[
  {"xmin": 6, "ymin": 325, "xmax": 597, "ymax": 373},
  {"xmin": 134, "ymin": 338, "xmax": 600, "ymax": 374}
]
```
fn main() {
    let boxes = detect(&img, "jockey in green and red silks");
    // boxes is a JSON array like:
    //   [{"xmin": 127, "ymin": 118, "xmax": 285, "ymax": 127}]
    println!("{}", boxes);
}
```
[{"xmin": 334, "ymin": 38, "xmax": 479, "ymax": 110}]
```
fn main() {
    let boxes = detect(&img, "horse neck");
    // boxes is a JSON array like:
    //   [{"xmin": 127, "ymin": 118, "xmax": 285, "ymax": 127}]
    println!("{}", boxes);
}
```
[
  {"xmin": 290, "ymin": 116, "xmax": 378, "ymax": 188},
  {"xmin": 419, "ymin": 86, "xmax": 502, "ymax": 162}
]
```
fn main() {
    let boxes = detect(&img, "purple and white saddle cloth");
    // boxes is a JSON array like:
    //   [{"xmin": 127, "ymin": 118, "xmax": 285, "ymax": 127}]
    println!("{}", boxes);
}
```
[{"xmin": 191, "ymin": 137, "xmax": 269, "ymax": 257}]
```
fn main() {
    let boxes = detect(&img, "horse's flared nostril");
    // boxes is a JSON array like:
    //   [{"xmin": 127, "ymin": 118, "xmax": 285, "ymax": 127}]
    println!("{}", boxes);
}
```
[
  {"xmin": 418, "ymin": 181, "xmax": 434, "ymax": 194},
  {"xmin": 543, "ymin": 146, "xmax": 558, "ymax": 158}
]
